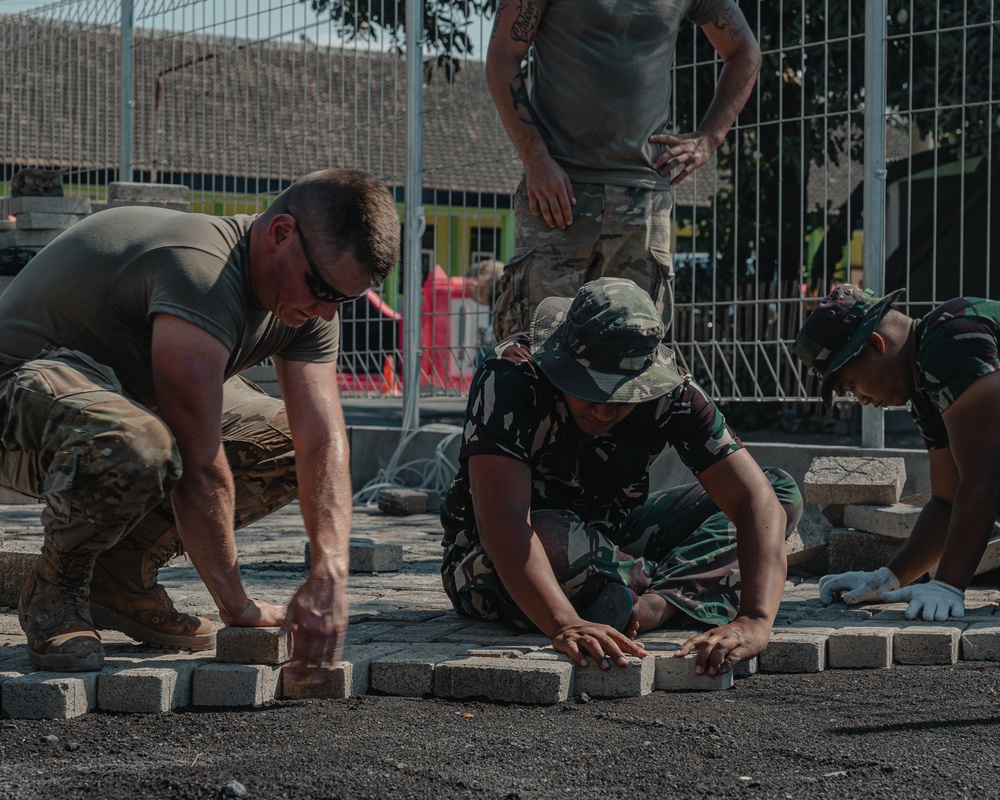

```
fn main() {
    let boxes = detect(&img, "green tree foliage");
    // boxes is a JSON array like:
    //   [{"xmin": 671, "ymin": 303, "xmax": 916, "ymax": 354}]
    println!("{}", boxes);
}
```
[
  {"xmin": 675, "ymin": 1, "xmax": 999, "ymax": 291},
  {"xmin": 301, "ymin": 0, "xmax": 496, "ymax": 78}
]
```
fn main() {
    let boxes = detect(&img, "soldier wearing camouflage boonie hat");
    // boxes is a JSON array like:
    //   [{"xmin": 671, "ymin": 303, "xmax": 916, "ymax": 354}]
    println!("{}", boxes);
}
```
[
  {"xmin": 530, "ymin": 276, "xmax": 682, "ymax": 404},
  {"xmin": 793, "ymin": 284, "xmax": 906, "ymax": 407},
  {"xmin": 439, "ymin": 277, "xmax": 803, "ymax": 675}
]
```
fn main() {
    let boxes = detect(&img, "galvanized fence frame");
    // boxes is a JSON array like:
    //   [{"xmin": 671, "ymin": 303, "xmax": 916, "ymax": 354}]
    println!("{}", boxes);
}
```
[{"xmin": 0, "ymin": 0, "xmax": 997, "ymax": 435}]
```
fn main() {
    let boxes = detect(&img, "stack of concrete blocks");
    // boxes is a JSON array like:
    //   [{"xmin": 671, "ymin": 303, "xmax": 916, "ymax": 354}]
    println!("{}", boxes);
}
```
[
  {"xmin": 0, "ymin": 195, "xmax": 92, "ymax": 250},
  {"xmin": 802, "ymin": 456, "xmax": 911, "ymax": 573},
  {"xmin": 106, "ymin": 181, "xmax": 190, "ymax": 212},
  {"xmin": 193, "ymin": 626, "xmax": 289, "ymax": 707}
]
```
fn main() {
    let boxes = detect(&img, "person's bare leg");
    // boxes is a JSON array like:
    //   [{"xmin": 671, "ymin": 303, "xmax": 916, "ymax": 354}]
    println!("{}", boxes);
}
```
[{"xmin": 634, "ymin": 593, "xmax": 677, "ymax": 632}]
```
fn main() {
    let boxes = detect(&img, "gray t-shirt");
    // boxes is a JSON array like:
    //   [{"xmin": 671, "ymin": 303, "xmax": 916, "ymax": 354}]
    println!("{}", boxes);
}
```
[
  {"xmin": 529, "ymin": 0, "xmax": 736, "ymax": 190},
  {"xmin": 0, "ymin": 206, "xmax": 340, "ymax": 405}
]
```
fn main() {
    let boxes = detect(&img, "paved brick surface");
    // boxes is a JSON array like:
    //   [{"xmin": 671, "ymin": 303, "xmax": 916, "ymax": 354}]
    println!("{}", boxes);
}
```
[
  {"xmin": 569, "ymin": 654, "xmax": 654, "ymax": 698},
  {"xmin": 0, "ymin": 501, "xmax": 999, "ymax": 716}
]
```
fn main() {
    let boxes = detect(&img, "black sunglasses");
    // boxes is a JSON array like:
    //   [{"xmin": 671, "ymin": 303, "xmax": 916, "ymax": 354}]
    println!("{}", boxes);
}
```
[{"xmin": 292, "ymin": 216, "xmax": 366, "ymax": 304}]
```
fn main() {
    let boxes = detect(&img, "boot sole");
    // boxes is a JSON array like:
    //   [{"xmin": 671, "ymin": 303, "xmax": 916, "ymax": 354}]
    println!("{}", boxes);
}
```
[
  {"xmin": 90, "ymin": 602, "xmax": 217, "ymax": 651},
  {"xmin": 18, "ymin": 592, "xmax": 105, "ymax": 672}
]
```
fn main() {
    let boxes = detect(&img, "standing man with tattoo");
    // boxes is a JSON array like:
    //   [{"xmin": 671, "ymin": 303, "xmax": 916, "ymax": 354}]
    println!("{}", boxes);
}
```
[{"xmin": 486, "ymin": 0, "xmax": 761, "ymax": 340}]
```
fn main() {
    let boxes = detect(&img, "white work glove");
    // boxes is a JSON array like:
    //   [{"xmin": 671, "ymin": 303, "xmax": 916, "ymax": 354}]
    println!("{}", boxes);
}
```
[
  {"xmin": 818, "ymin": 567, "xmax": 900, "ymax": 605},
  {"xmin": 882, "ymin": 580, "xmax": 966, "ymax": 621}
]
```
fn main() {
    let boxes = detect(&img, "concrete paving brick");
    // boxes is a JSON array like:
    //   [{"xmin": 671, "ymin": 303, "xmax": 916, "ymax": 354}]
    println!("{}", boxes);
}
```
[
  {"xmin": 377, "ymin": 488, "xmax": 428, "ymax": 516},
  {"xmin": 439, "ymin": 622, "xmax": 547, "ymax": 646},
  {"xmin": 471, "ymin": 646, "xmax": 540, "ymax": 658},
  {"xmin": 215, "ymin": 626, "xmax": 290, "ymax": 664},
  {"xmin": 108, "ymin": 181, "xmax": 189, "ymax": 205},
  {"xmin": 843, "ymin": 503, "xmax": 921, "ymax": 539},
  {"xmin": 803, "ymin": 456, "xmax": 906, "ymax": 507},
  {"xmin": 733, "ymin": 656, "xmax": 757, "ymax": 677},
  {"xmin": 960, "ymin": 624, "xmax": 1000, "ymax": 661},
  {"xmin": 572, "ymin": 655, "xmax": 654, "ymax": 698},
  {"xmin": 758, "ymin": 633, "xmax": 827, "ymax": 673},
  {"xmin": 98, "ymin": 661, "xmax": 201, "ymax": 713},
  {"xmin": 344, "ymin": 621, "xmax": 405, "ymax": 644},
  {"xmin": 826, "ymin": 627, "xmax": 893, "ymax": 669},
  {"xmin": 0, "ymin": 552, "xmax": 36, "ymax": 608},
  {"xmin": 819, "ymin": 504, "xmax": 845, "ymax": 527},
  {"xmin": 654, "ymin": 653, "xmax": 733, "ymax": 691},
  {"xmin": 283, "ymin": 663, "xmax": 352, "ymax": 700},
  {"xmin": 370, "ymin": 610, "xmax": 455, "ymax": 624},
  {"xmin": 283, "ymin": 643, "xmax": 406, "ymax": 700},
  {"xmin": 828, "ymin": 529, "xmax": 900, "ymax": 573},
  {"xmin": 372, "ymin": 621, "xmax": 472, "ymax": 643},
  {"xmin": 14, "ymin": 212, "xmax": 87, "ymax": 230},
  {"xmin": 369, "ymin": 644, "xmax": 472, "ymax": 697},
  {"xmin": 191, "ymin": 663, "xmax": 281, "ymax": 707},
  {"xmin": 636, "ymin": 629, "xmax": 690, "ymax": 645},
  {"xmin": 9, "ymin": 229, "xmax": 60, "ymax": 247},
  {"xmin": 9, "ymin": 196, "xmax": 92, "ymax": 214},
  {"xmin": 868, "ymin": 610, "xmax": 968, "ymax": 629},
  {"xmin": 434, "ymin": 657, "xmax": 573, "ymax": 704},
  {"xmin": 785, "ymin": 525, "xmax": 830, "ymax": 568},
  {"xmin": 349, "ymin": 539, "xmax": 404, "ymax": 573},
  {"xmin": 2, "ymin": 672, "xmax": 98, "ymax": 719},
  {"xmin": 893, "ymin": 627, "xmax": 959, "ymax": 665}
]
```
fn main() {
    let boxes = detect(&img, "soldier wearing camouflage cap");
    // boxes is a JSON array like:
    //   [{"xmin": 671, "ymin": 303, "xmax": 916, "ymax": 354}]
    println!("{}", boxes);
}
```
[
  {"xmin": 441, "ymin": 277, "xmax": 802, "ymax": 677},
  {"xmin": 794, "ymin": 284, "xmax": 1000, "ymax": 621}
]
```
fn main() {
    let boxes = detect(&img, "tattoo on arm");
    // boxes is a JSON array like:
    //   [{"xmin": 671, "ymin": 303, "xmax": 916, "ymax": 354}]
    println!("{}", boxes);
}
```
[
  {"xmin": 508, "ymin": 73, "xmax": 537, "ymax": 126},
  {"xmin": 510, "ymin": 0, "xmax": 541, "ymax": 43},
  {"xmin": 712, "ymin": 9, "xmax": 747, "ymax": 41}
]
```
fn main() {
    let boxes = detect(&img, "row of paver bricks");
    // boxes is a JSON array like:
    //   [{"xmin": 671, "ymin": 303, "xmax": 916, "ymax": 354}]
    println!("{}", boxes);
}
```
[
  {"xmin": 3, "ymin": 607, "xmax": 1000, "ymax": 719},
  {"xmin": 0, "ymin": 622, "xmax": 731, "ymax": 720}
]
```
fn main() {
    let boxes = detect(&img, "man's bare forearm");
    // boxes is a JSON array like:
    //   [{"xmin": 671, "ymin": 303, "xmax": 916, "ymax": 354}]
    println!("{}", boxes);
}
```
[
  {"xmin": 170, "ymin": 456, "xmax": 247, "ymax": 617},
  {"xmin": 887, "ymin": 496, "xmax": 952, "ymax": 586}
]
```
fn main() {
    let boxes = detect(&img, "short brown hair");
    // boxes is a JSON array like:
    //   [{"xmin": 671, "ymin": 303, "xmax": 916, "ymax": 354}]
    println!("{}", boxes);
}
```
[{"xmin": 264, "ymin": 169, "xmax": 400, "ymax": 285}]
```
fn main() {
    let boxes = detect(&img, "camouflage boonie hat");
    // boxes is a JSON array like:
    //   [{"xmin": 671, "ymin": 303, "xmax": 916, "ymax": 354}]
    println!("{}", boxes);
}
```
[
  {"xmin": 530, "ymin": 277, "xmax": 682, "ymax": 404},
  {"xmin": 793, "ymin": 284, "xmax": 905, "ymax": 407}
]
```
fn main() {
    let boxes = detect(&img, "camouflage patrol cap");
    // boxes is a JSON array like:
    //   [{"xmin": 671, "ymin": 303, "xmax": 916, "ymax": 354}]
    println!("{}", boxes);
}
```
[
  {"xmin": 530, "ymin": 277, "xmax": 682, "ymax": 404},
  {"xmin": 793, "ymin": 283, "xmax": 906, "ymax": 407}
]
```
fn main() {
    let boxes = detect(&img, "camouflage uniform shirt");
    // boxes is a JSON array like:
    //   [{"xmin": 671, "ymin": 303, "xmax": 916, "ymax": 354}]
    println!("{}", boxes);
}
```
[
  {"xmin": 440, "ymin": 335, "xmax": 743, "ymax": 542},
  {"xmin": 911, "ymin": 297, "xmax": 1000, "ymax": 449}
]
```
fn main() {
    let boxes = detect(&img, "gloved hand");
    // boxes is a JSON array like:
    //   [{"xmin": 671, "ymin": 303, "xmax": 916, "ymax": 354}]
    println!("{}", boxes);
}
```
[
  {"xmin": 818, "ymin": 567, "xmax": 900, "ymax": 605},
  {"xmin": 882, "ymin": 580, "xmax": 966, "ymax": 621}
]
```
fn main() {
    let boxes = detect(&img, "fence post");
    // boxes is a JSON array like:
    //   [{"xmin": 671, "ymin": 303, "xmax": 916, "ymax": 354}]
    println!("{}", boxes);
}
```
[
  {"xmin": 120, "ymin": 0, "xmax": 134, "ymax": 182},
  {"xmin": 402, "ymin": 0, "xmax": 425, "ymax": 432},
  {"xmin": 862, "ymin": 0, "xmax": 888, "ymax": 448}
]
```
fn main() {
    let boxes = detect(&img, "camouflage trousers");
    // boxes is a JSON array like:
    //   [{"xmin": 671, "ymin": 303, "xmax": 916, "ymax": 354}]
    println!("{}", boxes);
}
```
[
  {"xmin": 0, "ymin": 347, "xmax": 297, "ymax": 556},
  {"xmin": 442, "ymin": 467, "xmax": 803, "ymax": 629},
  {"xmin": 492, "ymin": 180, "xmax": 674, "ymax": 341}
]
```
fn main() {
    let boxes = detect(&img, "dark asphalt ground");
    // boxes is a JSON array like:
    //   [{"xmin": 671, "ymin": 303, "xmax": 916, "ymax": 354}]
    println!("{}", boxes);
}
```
[{"xmin": 1, "ymin": 661, "xmax": 998, "ymax": 799}]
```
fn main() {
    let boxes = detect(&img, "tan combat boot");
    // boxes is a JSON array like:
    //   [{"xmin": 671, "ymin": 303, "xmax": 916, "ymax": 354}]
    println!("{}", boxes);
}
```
[
  {"xmin": 89, "ymin": 529, "xmax": 216, "ymax": 651},
  {"xmin": 18, "ymin": 540, "xmax": 104, "ymax": 672}
]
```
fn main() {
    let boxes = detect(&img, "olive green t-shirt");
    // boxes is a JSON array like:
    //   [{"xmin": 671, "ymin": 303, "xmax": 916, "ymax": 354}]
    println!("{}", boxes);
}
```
[
  {"xmin": 0, "ymin": 206, "xmax": 340, "ymax": 405},
  {"xmin": 529, "ymin": 0, "xmax": 736, "ymax": 190}
]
